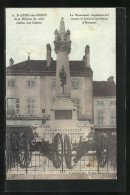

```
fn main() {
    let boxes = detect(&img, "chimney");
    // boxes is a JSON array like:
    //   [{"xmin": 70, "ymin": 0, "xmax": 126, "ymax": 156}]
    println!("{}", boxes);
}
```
[
  {"xmin": 82, "ymin": 55, "xmax": 85, "ymax": 62},
  {"xmin": 46, "ymin": 44, "xmax": 52, "ymax": 67},
  {"xmin": 84, "ymin": 45, "xmax": 90, "ymax": 67},
  {"xmin": 9, "ymin": 58, "xmax": 14, "ymax": 66},
  {"xmin": 107, "ymin": 76, "xmax": 114, "ymax": 81},
  {"xmin": 28, "ymin": 53, "xmax": 30, "ymax": 60}
]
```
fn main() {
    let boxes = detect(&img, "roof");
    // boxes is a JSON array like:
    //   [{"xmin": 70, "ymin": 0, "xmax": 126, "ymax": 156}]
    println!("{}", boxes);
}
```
[
  {"xmin": 93, "ymin": 81, "xmax": 116, "ymax": 97},
  {"xmin": 6, "ymin": 60, "xmax": 93, "ymax": 76}
]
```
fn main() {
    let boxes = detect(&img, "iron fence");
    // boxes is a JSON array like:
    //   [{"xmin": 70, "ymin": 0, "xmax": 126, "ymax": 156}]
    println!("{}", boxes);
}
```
[{"xmin": 6, "ymin": 129, "xmax": 117, "ymax": 176}]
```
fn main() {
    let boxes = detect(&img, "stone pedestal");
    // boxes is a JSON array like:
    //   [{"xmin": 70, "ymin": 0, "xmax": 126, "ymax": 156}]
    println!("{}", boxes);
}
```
[{"xmin": 50, "ymin": 97, "xmax": 77, "ymax": 129}]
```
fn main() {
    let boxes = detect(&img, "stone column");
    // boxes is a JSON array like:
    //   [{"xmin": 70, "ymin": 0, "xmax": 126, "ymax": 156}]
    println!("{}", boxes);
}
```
[{"xmin": 54, "ymin": 18, "xmax": 71, "ymax": 99}]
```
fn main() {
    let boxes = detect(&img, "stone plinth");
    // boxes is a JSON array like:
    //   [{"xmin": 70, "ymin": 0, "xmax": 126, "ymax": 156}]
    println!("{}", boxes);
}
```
[{"xmin": 50, "ymin": 97, "xmax": 77, "ymax": 129}]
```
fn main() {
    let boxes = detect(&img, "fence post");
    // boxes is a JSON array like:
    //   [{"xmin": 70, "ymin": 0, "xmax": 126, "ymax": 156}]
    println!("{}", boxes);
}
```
[{"xmin": 61, "ymin": 133, "xmax": 64, "ymax": 173}]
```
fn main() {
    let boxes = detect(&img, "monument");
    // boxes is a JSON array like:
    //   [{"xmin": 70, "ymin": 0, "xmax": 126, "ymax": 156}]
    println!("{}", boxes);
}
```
[{"xmin": 50, "ymin": 18, "xmax": 78, "ymax": 129}]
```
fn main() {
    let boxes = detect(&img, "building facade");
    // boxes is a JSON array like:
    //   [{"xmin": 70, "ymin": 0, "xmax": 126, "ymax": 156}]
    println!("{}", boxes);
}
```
[
  {"xmin": 6, "ymin": 59, "xmax": 93, "ymax": 121},
  {"xmin": 93, "ymin": 77, "xmax": 116, "ymax": 133}
]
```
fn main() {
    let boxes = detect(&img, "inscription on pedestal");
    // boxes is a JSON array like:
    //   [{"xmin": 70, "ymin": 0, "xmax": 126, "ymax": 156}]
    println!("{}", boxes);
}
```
[{"xmin": 55, "ymin": 110, "xmax": 72, "ymax": 120}]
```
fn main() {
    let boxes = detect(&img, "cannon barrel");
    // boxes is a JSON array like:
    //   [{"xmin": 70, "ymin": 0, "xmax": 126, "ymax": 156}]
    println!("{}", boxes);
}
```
[{"xmin": 73, "ymin": 136, "xmax": 91, "ymax": 163}]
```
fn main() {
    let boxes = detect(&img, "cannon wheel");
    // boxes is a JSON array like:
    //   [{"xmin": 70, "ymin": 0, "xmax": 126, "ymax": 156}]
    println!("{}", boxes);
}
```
[
  {"xmin": 52, "ymin": 133, "xmax": 63, "ymax": 169},
  {"xmin": 64, "ymin": 134, "xmax": 72, "ymax": 169},
  {"xmin": 18, "ymin": 134, "xmax": 32, "ymax": 168}
]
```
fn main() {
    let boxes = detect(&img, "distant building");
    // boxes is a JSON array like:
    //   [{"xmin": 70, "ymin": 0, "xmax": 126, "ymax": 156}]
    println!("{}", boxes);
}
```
[{"xmin": 93, "ymin": 77, "xmax": 116, "ymax": 133}]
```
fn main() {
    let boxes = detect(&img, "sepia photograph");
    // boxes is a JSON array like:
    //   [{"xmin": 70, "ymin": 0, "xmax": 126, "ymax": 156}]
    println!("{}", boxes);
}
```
[{"xmin": 6, "ymin": 8, "xmax": 117, "ymax": 180}]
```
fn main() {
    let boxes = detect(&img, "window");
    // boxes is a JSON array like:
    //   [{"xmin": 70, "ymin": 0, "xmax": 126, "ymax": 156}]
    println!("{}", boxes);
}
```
[
  {"xmin": 72, "ymin": 98, "xmax": 80, "ymax": 116},
  {"xmin": 72, "ymin": 98, "xmax": 80, "ymax": 109},
  {"xmin": 96, "ymin": 110, "xmax": 104, "ymax": 125},
  {"xmin": 7, "ymin": 79, "xmax": 16, "ymax": 88},
  {"xmin": 110, "ymin": 100, "xmax": 116, "ymax": 106},
  {"xmin": 51, "ymin": 79, "xmax": 56, "ymax": 89},
  {"xmin": 27, "ymin": 79, "xmax": 36, "ymax": 88},
  {"xmin": 71, "ymin": 80, "xmax": 80, "ymax": 89},
  {"xmin": 7, "ymin": 98, "xmax": 19, "ymax": 115},
  {"xmin": 26, "ymin": 97, "xmax": 36, "ymax": 115},
  {"xmin": 110, "ymin": 110, "xmax": 116, "ymax": 125},
  {"xmin": 96, "ymin": 100, "xmax": 104, "ymax": 106}
]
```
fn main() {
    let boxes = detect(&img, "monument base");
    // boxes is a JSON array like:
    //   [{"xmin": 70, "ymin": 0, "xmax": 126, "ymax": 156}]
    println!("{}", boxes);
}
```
[{"xmin": 49, "ymin": 97, "xmax": 77, "ymax": 129}]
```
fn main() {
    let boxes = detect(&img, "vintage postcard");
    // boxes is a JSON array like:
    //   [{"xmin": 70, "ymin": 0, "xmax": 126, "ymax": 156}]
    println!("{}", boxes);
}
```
[{"xmin": 6, "ymin": 8, "xmax": 116, "ymax": 180}]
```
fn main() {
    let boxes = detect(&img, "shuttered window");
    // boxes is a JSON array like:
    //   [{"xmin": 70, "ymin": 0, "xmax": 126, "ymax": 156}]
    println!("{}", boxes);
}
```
[{"xmin": 7, "ymin": 98, "xmax": 19, "ymax": 115}]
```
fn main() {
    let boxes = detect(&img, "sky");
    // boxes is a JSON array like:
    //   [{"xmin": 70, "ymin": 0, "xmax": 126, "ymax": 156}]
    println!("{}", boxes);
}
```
[{"xmin": 6, "ymin": 8, "xmax": 116, "ymax": 82}]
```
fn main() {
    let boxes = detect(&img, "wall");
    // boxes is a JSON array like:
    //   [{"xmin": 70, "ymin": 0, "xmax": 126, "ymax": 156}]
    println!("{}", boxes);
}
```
[
  {"xmin": 44, "ymin": 76, "xmax": 93, "ymax": 121},
  {"xmin": 6, "ymin": 74, "xmax": 93, "ymax": 121},
  {"xmin": 6, "ymin": 76, "xmax": 41, "ymax": 116}
]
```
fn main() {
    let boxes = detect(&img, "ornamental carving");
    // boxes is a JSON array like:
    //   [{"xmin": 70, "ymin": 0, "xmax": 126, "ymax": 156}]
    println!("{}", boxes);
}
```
[{"xmin": 54, "ymin": 41, "xmax": 71, "ymax": 53}]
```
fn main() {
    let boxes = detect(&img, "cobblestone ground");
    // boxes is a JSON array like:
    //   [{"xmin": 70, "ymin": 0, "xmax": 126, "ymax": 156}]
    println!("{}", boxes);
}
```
[{"xmin": 7, "ymin": 151, "xmax": 117, "ymax": 180}]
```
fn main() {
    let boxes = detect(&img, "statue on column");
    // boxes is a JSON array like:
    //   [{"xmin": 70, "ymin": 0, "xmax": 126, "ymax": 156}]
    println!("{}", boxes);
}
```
[{"xmin": 59, "ymin": 66, "xmax": 66, "ymax": 94}]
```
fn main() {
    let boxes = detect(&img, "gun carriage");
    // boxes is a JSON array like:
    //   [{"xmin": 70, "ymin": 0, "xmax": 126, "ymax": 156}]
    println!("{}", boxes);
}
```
[{"xmin": 6, "ymin": 124, "xmax": 116, "ymax": 171}]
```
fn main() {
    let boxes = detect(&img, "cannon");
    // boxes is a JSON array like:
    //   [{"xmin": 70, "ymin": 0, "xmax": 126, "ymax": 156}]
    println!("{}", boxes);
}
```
[
  {"xmin": 72, "ymin": 131, "xmax": 117, "ymax": 168},
  {"xmin": 6, "ymin": 126, "xmax": 34, "ymax": 170},
  {"xmin": 6, "ymin": 126, "xmax": 73, "ymax": 170},
  {"xmin": 6, "ymin": 124, "xmax": 116, "ymax": 171}
]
